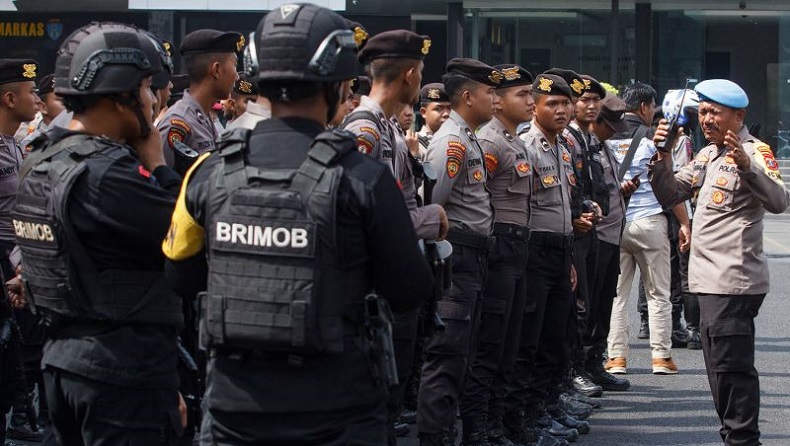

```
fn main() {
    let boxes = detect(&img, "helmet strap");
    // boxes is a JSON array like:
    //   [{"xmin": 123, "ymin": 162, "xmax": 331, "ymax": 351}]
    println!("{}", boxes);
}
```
[
  {"xmin": 115, "ymin": 91, "xmax": 151, "ymax": 139},
  {"xmin": 323, "ymin": 81, "xmax": 342, "ymax": 125}
]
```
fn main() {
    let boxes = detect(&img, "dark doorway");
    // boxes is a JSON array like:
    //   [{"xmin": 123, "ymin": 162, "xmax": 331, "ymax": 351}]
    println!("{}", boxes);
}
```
[
  {"xmin": 704, "ymin": 51, "xmax": 731, "ymax": 79},
  {"xmin": 520, "ymin": 48, "xmax": 551, "ymax": 76}
]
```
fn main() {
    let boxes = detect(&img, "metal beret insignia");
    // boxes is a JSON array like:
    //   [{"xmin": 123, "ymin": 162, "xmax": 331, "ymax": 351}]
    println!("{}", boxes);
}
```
[
  {"xmin": 421, "ymin": 39, "xmax": 432, "ymax": 55},
  {"xmin": 538, "ymin": 77, "xmax": 553, "ymax": 92},
  {"xmin": 22, "ymin": 64, "xmax": 37, "ymax": 79},
  {"xmin": 354, "ymin": 27, "xmax": 368, "ymax": 48},
  {"xmin": 502, "ymin": 67, "xmax": 521, "ymax": 81},
  {"xmin": 236, "ymin": 35, "xmax": 246, "ymax": 52},
  {"xmin": 488, "ymin": 70, "xmax": 503, "ymax": 84},
  {"xmin": 238, "ymin": 80, "xmax": 253, "ymax": 94},
  {"xmin": 427, "ymin": 88, "xmax": 440, "ymax": 99},
  {"xmin": 570, "ymin": 79, "xmax": 584, "ymax": 95}
]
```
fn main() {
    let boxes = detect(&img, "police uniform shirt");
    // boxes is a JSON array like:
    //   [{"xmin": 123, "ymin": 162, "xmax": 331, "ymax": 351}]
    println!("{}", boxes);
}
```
[
  {"xmin": 416, "ymin": 124, "xmax": 433, "ymax": 159},
  {"xmin": 0, "ymin": 134, "xmax": 24, "ymax": 243},
  {"xmin": 425, "ymin": 110, "xmax": 492, "ymax": 236},
  {"xmin": 162, "ymin": 116, "xmax": 432, "ymax": 414},
  {"xmin": 478, "ymin": 117, "xmax": 531, "ymax": 227},
  {"xmin": 524, "ymin": 123, "xmax": 574, "ymax": 234},
  {"xmin": 36, "ymin": 127, "xmax": 183, "ymax": 389},
  {"xmin": 591, "ymin": 133, "xmax": 625, "ymax": 245},
  {"xmin": 650, "ymin": 125, "xmax": 790, "ymax": 295},
  {"xmin": 343, "ymin": 95, "xmax": 397, "ymax": 172},
  {"xmin": 390, "ymin": 116, "xmax": 442, "ymax": 240},
  {"xmin": 157, "ymin": 89, "xmax": 218, "ymax": 167}
]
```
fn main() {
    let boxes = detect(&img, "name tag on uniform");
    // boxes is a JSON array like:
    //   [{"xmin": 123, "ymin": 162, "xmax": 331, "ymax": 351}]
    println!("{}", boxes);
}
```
[
  {"xmin": 13, "ymin": 216, "xmax": 59, "ymax": 248},
  {"xmin": 213, "ymin": 216, "xmax": 315, "ymax": 258}
]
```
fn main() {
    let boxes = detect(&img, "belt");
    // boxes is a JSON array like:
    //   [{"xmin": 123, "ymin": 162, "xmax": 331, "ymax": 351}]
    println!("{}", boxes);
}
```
[
  {"xmin": 447, "ymin": 228, "xmax": 494, "ymax": 251},
  {"xmin": 493, "ymin": 222, "xmax": 530, "ymax": 241},
  {"xmin": 529, "ymin": 231, "xmax": 574, "ymax": 249}
]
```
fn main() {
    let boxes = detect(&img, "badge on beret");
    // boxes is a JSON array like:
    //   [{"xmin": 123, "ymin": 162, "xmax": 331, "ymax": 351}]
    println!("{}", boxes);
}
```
[
  {"xmin": 427, "ymin": 88, "xmax": 441, "ymax": 100},
  {"xmin": 716, "ymin": 177, "xmax": 728, "ymax": 187},
  {"xmin": 538, "ymin": 77, "xmax": 553, "ymax": 93},
  {"xmin": 163, "ymin": 41, "xmax": 172, "ymax": 57},
  {"xmin": 570, "ymin": 79, "xmax": 584, "ymax": 95},
  {"xmin": 484, "ymin": 152, "xmax": 499, "ymax": 174},
  {"xmin": 354, "ymin": 27, "xmax": 368, "ymax": 48},
  {"xmin": 583, "ymin": 79, "xmax": 591, "ymax": 89},
  {"xmin": 238, "ymin": 80, "xmax": 253, "ymax": 94},
  {"xmin": 22, "ymin": 64, "xmax": 36, "ymax": 79},
  {"xmin": 488, "ymin": 71, "xmax": 503, "ymax": 85},
  {"xmin": 501, "ymin": 67, "xmax": 521, "ymax": 81},
  {"xmin": 421, "ymin": 39, "xmax": 432, "ymax": 55},
  {"xmin": 711, "ymin": 190, "xmax": 725, "ymax": 205},
  {"xmin": 236, "ymin": 35, "xmax": 246, "ymax": 53}
]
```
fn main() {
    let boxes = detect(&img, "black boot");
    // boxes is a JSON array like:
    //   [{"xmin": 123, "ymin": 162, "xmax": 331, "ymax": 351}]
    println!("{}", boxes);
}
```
[
  {"xmin": 671, "ymin": 309, "xmax": 690, "ymax": 347},
  {"xmin": 570, "ymin": 372, "xmax": 602, "ymax": 398},
  {"xmin": 486, "ymin": 415, "xmax": 518, "ymax": 446},
  {"xmin": 586, "ymin": 358, "xmax": 630, "ymax": 392},
  {"xmin": 537, "ymin": 405, "xmax": 579, "ymax": 442},
  {"xmin": 546, "ymin": 404, "xmax": 590, "ymax": 435},
  {"xmin": 684, "ymin": 294, "xmax": 702, "ymax": 350},
  {"xmin": 638, "ymin": 314, "xmax": 649, "ymax": 339},
  {"xmin": 462, "ymin": 417, "xmax": 492, "ymax": 446}
]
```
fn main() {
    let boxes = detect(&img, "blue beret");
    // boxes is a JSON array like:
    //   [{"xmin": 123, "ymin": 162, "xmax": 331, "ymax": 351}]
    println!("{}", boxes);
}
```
[{"xmin": 694, "ymin": 79, "xmax": 749, "ymax": 109}]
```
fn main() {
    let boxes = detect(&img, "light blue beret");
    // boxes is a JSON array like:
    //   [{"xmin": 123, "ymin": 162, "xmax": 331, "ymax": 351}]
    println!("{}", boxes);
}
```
[{"xmin": 694, "ymin": 79, "xmax": 749, "ymax": 109}]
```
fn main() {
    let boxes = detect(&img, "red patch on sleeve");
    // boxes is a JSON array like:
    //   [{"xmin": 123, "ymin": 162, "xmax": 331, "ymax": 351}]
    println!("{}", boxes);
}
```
[{"xmin": 138, "ymin": 165, "xmax": 151, "ymax": 178}]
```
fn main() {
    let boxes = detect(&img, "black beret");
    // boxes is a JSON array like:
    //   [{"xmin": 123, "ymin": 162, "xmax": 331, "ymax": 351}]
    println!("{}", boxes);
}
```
[
  {"xmin": 358, "ymin": 30, "xmax": 431, "ymax": 64},
  {"xmin": 346, "ymin": 20, "xmax": 369, "ymax": 50},
  {"xmin": 543, "ymin": 68, "xmax": 585, "ymax": 97},
  {"xmin": 532, "ymin": 74, "xmax": 572, "ymax": 99},
  {"xmin": 581, "ymin": 75, "xmax": 606, "ymax": 98},
  {"xmin": 420, "ymin": 83, "xmax": 449, "ymax": 103},
  {"xmin": 0, "ymin": 59, "xmax": 38, "ymax": 86},
  {"xmin": 446, "ymin": 58, "xmax": 503, "ymax": 87},
  {"xmin": 179, "ymin": 29, "xmax": 245, "ymax": 55},
  {"xmin": 38, "ymin": 73, "xmax": 56, "ymax": 96},
  {"xmin": 350, "ymin": 76, "xmax": 371, "ymax": 96},
  {"xmin": 233, "ymin": 73, "xmax": 258, "ymax": 96},
  {"xmin": 494, "ymin": 64, "xmax": 533, "ymax": 89}
]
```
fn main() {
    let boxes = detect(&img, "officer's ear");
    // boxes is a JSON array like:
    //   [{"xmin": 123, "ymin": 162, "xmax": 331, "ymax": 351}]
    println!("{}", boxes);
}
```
[
  {"xmin": 420, "ymin": 106, "xmax": 428, "ymax": 119},
  {"xmin": 734, "ymin": 108, "xmax": 746, "ymax": 125},
  {"xmin": 0, "ymin": 86, "xmax": 17, "ymax": 109}
]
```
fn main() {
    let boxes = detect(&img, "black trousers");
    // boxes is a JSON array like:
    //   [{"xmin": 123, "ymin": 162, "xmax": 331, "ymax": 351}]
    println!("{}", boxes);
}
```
[
  {"xmin": 387, "ymin": 309, "xmax": 419, "ymax": 445},
  {"xmin": 44, "ymin": 367, "xmax": 182, "ymax": 446},
  {"xmin": 698, "ymin": 294, "xmax": 765, "ymax": 446},
  {"xmin": 504, "ymin": 240, "xmax": 573, "ymax": 412},
  {"xmin": 582, "ymin": 240, "xmax": 619, "ymax": 367},
  {"xmin": 570, "ymin": 231, "xmax": 598, "ymax": 370},
  {"xmin": 460, "ymin": 234, "xmax": 528, "ymax": 422},
  {"xmin": 201, "ymin": 402, "xmax": 387, "ymax": 446},
  {"xmin": 418, "ymin": 243, "xmax": 488, "ymax": 436}
]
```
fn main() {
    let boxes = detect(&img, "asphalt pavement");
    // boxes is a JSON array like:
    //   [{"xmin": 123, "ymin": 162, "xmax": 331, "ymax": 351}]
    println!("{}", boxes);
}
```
[{"xmin": 398, "ymin": 214, "xmax": 790, "ymax": 446}]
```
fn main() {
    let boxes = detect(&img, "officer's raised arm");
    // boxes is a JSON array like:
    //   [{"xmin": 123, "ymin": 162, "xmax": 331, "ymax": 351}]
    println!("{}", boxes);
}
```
[{"xmin": 741, "ymin": 141, "xmax": 790, "ymax": 214}]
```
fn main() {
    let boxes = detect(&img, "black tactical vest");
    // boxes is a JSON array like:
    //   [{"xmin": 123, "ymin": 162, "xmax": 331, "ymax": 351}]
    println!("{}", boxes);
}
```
[
  {"xmin": 565, "ymin": 126, "xmax": 610, "ymax": 217},
  {"xmin": 201, "ymin": 128, "xmax": 366, "ymax": 354},
  {"xmin": 12, "ymin": 133, "xmax": 183, "ymax": 329}
]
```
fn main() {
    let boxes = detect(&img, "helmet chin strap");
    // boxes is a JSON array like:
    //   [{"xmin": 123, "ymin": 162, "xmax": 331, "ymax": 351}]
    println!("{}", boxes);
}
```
[
  {"xmin": 116, "ymin": 90, "xmax": 152, "ymax": 139},
  {"xmin": 323, "ymin": 81, "xmax": 342, "ymax": 125}
]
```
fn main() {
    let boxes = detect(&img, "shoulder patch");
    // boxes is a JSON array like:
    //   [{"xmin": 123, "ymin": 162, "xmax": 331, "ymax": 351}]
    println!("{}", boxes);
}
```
[
  {"xmin": 753, "ymin": 143, "xmax": 783, "ymax": 184},
  {"xmin": 446, "ymin": 141, "xmax": 467, "ymax": 179},
  {"xmin": 359, "ymin": 126, "xmax": 380, "ymax": 141},
  {"xmin": 484, "ymin": 152, "xmax": 499, "ymax": 174},
  {"xmin": 357, "ymin": 135, "xmax": 374, "ymax": 155},
  {"xmin": 166, "ymin": 118, "xmax": 191, "ymax": 150}
]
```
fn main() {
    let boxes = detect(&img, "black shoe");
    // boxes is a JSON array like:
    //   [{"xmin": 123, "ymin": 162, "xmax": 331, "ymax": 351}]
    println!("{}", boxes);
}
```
[
  {"xmin": 486, "ymin": 415, "xmax": 519, "ymax": 446},
  {"xmin": 672, "ymin": 328, "xmax": 690, "ymax": 347},
  {"xmin": 687, "ymin": 328, "xmax": 702, "ymax": 350},
  {"xmin": 535, "ymin": 428, "xmax": 568, "ymax": 446},
  {"xmin": 547, "ymin": 406, "xmax": 590, "ymax": 435},
  {"xmin": 562, "ymin": 390, "xmax": 601, "ymax": 409},
  {"xmin": 556, "ymin": 397, "xmax": 592, "ymax": 421},
  {"xmin": 638, "ymin": 318, "xmax": 649, "ymax": 339},
  {"xmin": 571, "ymin": 373, "xmax": 602, "ymax": 398},
  {"xmin": 6, "ymin": 425, "xmax": 45, "ymax": 442},
  {"xmin": 400, "ymin": 408, "xmax": 417, "ymax": 424},
  {"xmin": 395, "ymin": 421, "xmax": 410, "ymax": 437},
  {"xmin": 587, "ymin": 366, "xmax": 631, "ymax": 391},
  {"xmin": 537, "ymin": 413, "xmax": 579, "ymax": 442},
  {"xmin": 462, "ymin": 417, "xmax": 492, "ymax": 446}
]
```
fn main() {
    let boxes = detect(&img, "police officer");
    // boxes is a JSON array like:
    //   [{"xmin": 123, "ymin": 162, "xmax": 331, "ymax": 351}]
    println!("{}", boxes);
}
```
[
  {"xmin": 562, "ymin": 75, "xmax": 607, "ymax": 398},
  {"xmin": 342, "ymin": 29, "xmax": 446, "ymax": 442},
  {"xmin": 583, "ymin": 95, "xmax": 633, "ymax": 392},
  {"xmin": 221, "ymin": 73, "xmax": 258, "ymax": 125},
  {"xmin": 162, "ymin": 5, "xmax": 432, "ymax": 444},
  {"xmin": 12, "ymin": 22, "xmax": 185, "ymax": 444},
  {"xmin": 0, "ymin": 57, "xmax": 39, "ymax": 445},
  {"xmin": 157, "ymin": 29, "xmax": 242, "ymax": 167},
  {"xmin": 417, "ymin": 83, "xmax": 451, "ymax": 159},
  {"xmin": 19, "ymin": 73, "xmax": 72, "ymax": 152},
  {"xmin": 344, "ymin": 30, "xmax": 430, "ymax": 172},
  {"xmin": 503, "ymin": 74, "xmax": 583, "ymax": 445},
  {"xmin": 417, "ymin": 58, "xmax": 501, "ymax": 446},
  {"xmin": 349, "ymin": 75, "xmax": 371, "ymax": 110},
  {"xmin": 458, "ymin": 63, "xmax": 533, "ymax": 446},
  {"xmin": 650, "ymin": 79, "xmax": 789, "ymax": 446}
]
